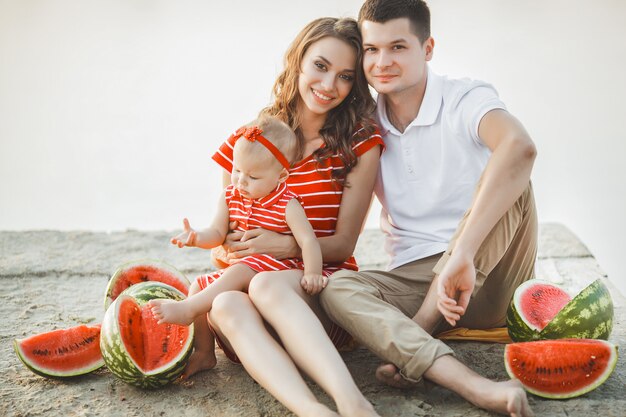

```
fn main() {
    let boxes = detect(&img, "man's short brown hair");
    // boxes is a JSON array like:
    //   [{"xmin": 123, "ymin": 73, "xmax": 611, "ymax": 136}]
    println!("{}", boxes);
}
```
[{"xmin": 358, "ymin": 0, "xmax": 431, "ymax": 43}]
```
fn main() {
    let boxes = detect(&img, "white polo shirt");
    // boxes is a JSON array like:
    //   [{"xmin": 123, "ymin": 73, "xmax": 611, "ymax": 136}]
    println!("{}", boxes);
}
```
[{"xmin": 374, "ymin": 67, "xmax": 506, "ymax": 270}]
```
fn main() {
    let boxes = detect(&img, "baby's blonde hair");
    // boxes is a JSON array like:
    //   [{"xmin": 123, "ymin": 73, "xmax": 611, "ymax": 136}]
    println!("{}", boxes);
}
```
[{"xmin": 238, "ymin": 115, "xmax": 297, "ymax": 166}]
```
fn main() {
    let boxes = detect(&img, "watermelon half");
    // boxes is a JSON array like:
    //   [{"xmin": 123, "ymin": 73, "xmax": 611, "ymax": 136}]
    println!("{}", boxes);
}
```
[
  {"xmin": 507, "ymin": 279, "xmax": 614, "ymax": 342},
  {"xmin": 100, "ymin": 282, "xmax": 194, "ymax": 389},
  {"xmin": 504, "ymin": 339, "xmax": 618, "ymax": 399},
  {"xmin": 14, "ymin": 324, "xmax": 104, "ymax": 378},
  {"xmin": 104, "ymin": 260, "xmax": 190, "ymax": 310}
]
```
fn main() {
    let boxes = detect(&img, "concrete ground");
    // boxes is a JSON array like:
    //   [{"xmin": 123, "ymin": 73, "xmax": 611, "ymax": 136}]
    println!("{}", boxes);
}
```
[{"xmin": 1, "ymin": 223, "xmax": 624, "ymax": 416}]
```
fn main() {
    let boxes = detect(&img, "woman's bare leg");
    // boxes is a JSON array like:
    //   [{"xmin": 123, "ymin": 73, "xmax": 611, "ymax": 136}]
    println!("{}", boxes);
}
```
[
  {"xmin": 181, "ymin": 280, "xmax": 217, "ymax": 379},
  {"xmin": 248, "ymin": 270, "xmax": 379, "ymax": 417},
  {"xmin": 209, "ymin": 291, "xmax": 338, "ymax": 417}
]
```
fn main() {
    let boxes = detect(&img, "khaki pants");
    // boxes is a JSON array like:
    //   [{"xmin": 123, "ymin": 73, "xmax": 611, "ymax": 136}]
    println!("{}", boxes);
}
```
[{"xmin": 320, "ymin": 182, "xmax": 537, "ymax": 382}]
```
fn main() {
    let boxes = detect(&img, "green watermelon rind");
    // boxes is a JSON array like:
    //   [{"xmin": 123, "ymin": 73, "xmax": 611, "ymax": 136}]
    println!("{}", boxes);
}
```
[
  {"xmin": 100, "ymin": 283, "xmax": 194, "ymax": 389},
  {"xmin": 13, "ymin": 325, "xmax": 105, "ymax": 379},
  {"xmin": 504, "ymin": 339, "xmax": 619, "ymax": 399},
  {"xmin": 507, "ymin": 279, "xmax": 614, "ymax": 342},
  {"xmin": 539, "ymin": 280, "xmax": 613, "ymax": 340},
  {"xmin": 104, "ymin": 259, "xmax": 190, "ymax": 310},
  {"xmin": 122, "ymin": 281, "xmax": 187, "ymax": 306},
  {"xmin": 506, "ymin": 279, "xmax": 561, "ymax": 342}
]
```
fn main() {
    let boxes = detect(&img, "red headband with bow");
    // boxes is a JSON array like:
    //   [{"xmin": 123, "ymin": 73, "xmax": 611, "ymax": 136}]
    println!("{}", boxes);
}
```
[{"xmin": 233, "ymin": 126, "xmax": 290, "ymax": 169}]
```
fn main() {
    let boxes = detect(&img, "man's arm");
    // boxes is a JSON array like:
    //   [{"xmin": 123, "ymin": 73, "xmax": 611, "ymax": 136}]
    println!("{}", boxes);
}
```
[{"xmin": 436, "ymin": 109, "xmax": 537, "ymax": 325}]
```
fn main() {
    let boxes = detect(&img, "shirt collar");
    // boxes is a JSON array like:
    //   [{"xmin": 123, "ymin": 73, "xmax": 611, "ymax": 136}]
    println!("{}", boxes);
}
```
[
  {"xmin": 231, "ymin": 182, "xmax": 288, "ymax": 208},
  {"xmin": 376, "ymin": 66, "xmax": 443, "ymax": 136}
]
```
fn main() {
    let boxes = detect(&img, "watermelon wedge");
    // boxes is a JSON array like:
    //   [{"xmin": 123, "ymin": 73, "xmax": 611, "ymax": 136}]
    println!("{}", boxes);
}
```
[
  {"xmin": 104, "ymin": 260, "xmax": 190, "ymax": 310},
  {"xmin": 505, "ymin": 339, "xmax": 618, "ymax": 399},
  {"xmin": 14, "ymin": 324, "xmax": 104, "ymax": 378}
]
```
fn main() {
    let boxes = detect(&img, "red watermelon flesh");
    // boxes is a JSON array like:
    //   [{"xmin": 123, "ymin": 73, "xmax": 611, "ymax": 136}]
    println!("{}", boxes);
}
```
[
  {"xmin": 14, "ymin": 324, "xmax": 104, "ymax": 378},
  {"xmin": 519, "ymin": 282, "xmax": 571, "ymax": 331},
  {"xmin": 105, "ymin": 261, "xmax": 189, "ymax": 309},
  {"xmin": 118, "ymin": 298, "xmax": 190, "ymax": 373},
  {"xmin": 504, "ymin": 339, "xmax": 618, "ymax": 399}
]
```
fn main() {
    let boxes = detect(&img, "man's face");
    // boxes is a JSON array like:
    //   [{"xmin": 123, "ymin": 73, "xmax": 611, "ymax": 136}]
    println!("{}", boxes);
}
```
[{"xmin": 361, "ymin": 18, "xmax": 433, "ymax": 97}]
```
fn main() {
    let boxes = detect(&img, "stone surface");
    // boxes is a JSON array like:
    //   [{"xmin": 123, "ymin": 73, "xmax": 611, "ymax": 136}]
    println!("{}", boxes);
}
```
[{"xmin": 1, "ymin": 224, "xmax": 624, "ymax": 416}]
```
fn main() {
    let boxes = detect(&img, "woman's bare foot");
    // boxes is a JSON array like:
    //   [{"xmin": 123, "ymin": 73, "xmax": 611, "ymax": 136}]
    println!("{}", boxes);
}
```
[
  {"xmin": 375, "ymin": 363, "xmax": 417, "ymax": 389},
  {"xmin": 181, "ymin": 349, "xmax": 217, "ymax": 380},
  {"xmin": 300, "ymin": 403, "xmax": 340, "ymax": 417},
  {"xmin": 337, "ymin": 397, "xmax": 380, "ymax": 417},
  {"xmin": 468, "ymin": 379, "xmax": 533, "ymax": 417},
  {"xmin": 149, "ymin": 299, "xmax": 196, "ymax": 326}
]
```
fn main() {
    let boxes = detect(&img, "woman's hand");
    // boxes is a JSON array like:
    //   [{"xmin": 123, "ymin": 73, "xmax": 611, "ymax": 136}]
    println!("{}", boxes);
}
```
[
  {"xmin": 225, "ymin": 227, "xmax": 299, "ymax": 260},
  {"xmin": 221, "ymin": 223, "xmax": 244, "ymax": 252}
]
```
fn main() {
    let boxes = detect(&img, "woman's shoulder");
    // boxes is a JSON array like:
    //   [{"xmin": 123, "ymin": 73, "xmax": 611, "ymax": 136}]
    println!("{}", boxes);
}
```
[
  {"xmin": 351, "ymin": 122, "xmax": 384, "ymax": 156},
  {"xmin": 211, "ymin": 132, "xmax": 238, "ymax": 172}
]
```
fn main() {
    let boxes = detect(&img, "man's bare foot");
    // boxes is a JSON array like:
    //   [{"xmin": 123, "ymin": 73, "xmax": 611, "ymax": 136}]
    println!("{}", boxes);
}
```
[
  {"xmin": 149, "ymin": 299, "xmax": 195, "ymax": 326},
  {"xmin": 375, "ymin": 363, "xmax": 417, "ymax": 389},
  {"xmin": 181, "ymin": 349, "xmax": 217, "ymax": 380},
  {"xmin": 468, "ymin": 379, "xmax": 533, "ymax": 417}
]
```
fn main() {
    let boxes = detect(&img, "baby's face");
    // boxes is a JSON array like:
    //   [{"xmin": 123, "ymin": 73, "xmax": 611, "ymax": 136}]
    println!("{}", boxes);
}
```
[{"xmin": 231, "ymin": 141, "xmax": 286, "ymax": 200}]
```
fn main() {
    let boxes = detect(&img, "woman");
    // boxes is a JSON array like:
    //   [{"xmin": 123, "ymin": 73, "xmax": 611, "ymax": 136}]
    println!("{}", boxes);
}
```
[{"xmin": 194, "ymin": 18, "xmax": 382, "ymax": 417}]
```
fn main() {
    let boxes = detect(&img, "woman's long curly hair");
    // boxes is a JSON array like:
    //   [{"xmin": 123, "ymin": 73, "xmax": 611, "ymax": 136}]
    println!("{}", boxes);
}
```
[{"xmin": 261, "ymin": 17, "xmax": 377, "ymax": 187}]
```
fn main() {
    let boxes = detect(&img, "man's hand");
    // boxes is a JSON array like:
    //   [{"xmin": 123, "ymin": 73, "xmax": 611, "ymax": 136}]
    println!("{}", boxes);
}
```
[
  {"xmin": 436, "ymin": 250, "xmax": 476, "ymax": 326},
  {"xmin": 301, "ymin": 273, "xmax": 328, "ymax": 295}
]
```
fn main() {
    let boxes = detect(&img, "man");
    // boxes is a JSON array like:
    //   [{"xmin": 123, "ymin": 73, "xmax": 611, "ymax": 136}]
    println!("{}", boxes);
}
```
[{"xmin": 320, "ymin": 1, "xmax": 537, "ymax": 416}]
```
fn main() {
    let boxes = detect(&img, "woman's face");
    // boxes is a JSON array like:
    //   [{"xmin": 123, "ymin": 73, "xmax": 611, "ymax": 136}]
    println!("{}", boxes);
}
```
[{"xmin": 297, "ymin": 36, "xmax": 357, "ymax": 116}]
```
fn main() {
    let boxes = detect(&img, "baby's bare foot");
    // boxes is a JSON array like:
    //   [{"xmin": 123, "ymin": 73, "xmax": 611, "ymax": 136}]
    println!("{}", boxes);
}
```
[
  {"xmin": 148, "ymin": 299, "xmax": 195, "ymax": 326},
  {"xmin": 181, "ymin": 349, "xmax": 217, "ymax": 380}
]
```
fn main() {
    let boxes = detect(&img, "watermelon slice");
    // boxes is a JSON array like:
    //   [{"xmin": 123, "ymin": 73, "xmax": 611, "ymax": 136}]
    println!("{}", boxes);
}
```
[
  {"xmin": 507, "ymin": 279, "xmax": 614, "ymax": 342},
  {"xmin": 14, "ymin": 324, "xmax": 104, "ymax": 378},
  {"xmin": 100, "ymin": 282, "xmax": 194, "ymax": 389},
  {"xmin": 505, "ymin": 339, "xmax": 618, "ymax": 399},
  {"xmin": 104, "ymin": 260, "xmax": 190, "ymax": 310}
]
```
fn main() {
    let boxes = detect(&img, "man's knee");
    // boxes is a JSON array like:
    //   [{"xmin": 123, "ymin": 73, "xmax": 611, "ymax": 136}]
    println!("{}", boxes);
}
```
[{"xmin": 320, "ymin": 269, "xmax": 376, "ymax": 313}]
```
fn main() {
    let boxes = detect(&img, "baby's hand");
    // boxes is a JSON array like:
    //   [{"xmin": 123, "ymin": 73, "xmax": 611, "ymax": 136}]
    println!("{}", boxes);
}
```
[
  {"xmin": 171, "ymin": 218, "xmax": 197, "ymax": 248},
  {"xmin": 300, "ymin": 273, "xmax": 328, "ymax": 295}
]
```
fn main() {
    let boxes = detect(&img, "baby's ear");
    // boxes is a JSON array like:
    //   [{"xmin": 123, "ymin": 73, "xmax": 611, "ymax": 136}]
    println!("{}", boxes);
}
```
[{"xmin": 278, "ymin": 168, "xmax": 289, "ymax": 183}]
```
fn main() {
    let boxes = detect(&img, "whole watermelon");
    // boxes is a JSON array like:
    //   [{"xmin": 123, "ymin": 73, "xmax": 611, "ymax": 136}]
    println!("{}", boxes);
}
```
[{"xmin": 100, "ymin": 282, "xmax": 194, "ymax": 388}]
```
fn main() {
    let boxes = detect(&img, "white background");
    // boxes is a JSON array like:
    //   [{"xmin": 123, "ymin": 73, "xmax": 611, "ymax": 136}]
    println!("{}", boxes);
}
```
[{"xmin": 1, "ymin": 1, "xmax": 625, "ymax": 295}]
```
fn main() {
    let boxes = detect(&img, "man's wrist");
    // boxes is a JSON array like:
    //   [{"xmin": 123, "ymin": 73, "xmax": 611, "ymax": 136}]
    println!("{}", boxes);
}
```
[{"xmin": 450, "ymin": 241, "xmax": 477, "ymax": 260}]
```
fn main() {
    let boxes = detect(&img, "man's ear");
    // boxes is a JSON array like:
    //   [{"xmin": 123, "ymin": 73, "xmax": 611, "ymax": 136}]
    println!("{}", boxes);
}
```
[
  {"xmin": 278, "ymin": 168, "xmax": 289, "ymax": 183},
  {"xmin": 424, "ymin": 37, "xmax": 435, "ymax": 61}
]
